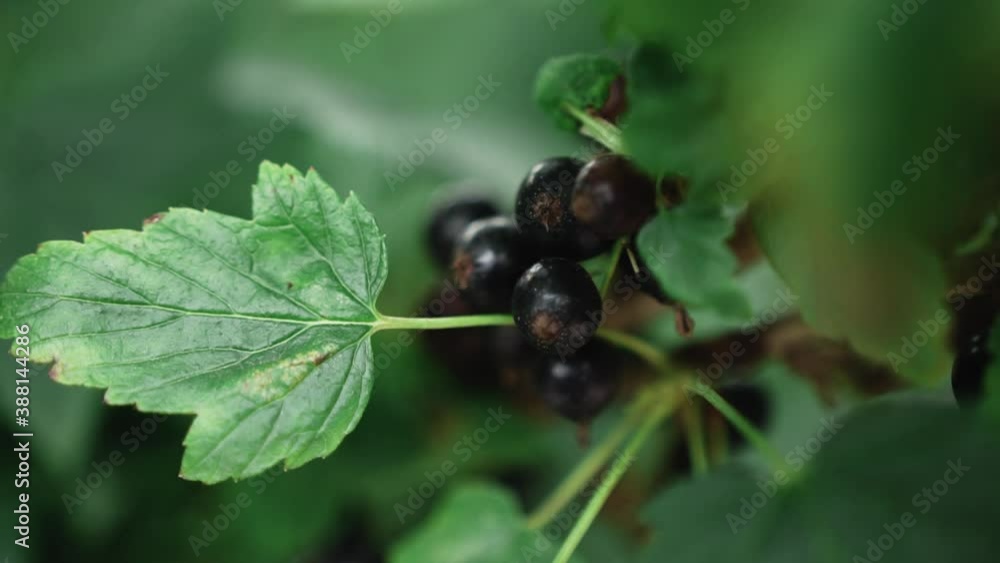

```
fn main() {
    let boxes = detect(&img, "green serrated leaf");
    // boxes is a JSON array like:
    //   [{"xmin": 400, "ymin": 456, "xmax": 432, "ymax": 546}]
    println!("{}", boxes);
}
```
[
  {"xmin": 391, "ymin": 482, "xmax": 584, "ymax": 563},
  {"xmin": 644, "ymin": 261, "xmax": 789, "ymax": 349},
  {"xmin": 0, "ymin": 161, "xmax": 387, "ymax": 483},
  {"xmin": 534, "ymin": 54, "xmax": 622, "ymax": 131},
  {"xmin": 637, "ymin": 401, "xmax": 1000, "ymax": 563},
  {"xmin": 636, "ymin": 203, "xmax": 750, "ymax": 318}
]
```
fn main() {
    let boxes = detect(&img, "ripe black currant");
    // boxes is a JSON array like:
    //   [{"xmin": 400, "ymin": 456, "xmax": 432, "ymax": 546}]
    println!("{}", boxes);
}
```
[
  {"xmin": 572, "ymin": 154, "xmax": 656, "ymax": 239},
  {"xmin": 515, "ymin": 157, "xmax": 582, "ymax": 239},
  {"xmin": 536, "ymin": 341, "xmax": 619, "ymax": 423},
  {"xmin": 452, "ymin": 216, "xmax": 535, "ymax": 312},
  {"xmin": 515, "ymin": 158, "xmax": 609, "ymax": 260},
  {"xmin": 426, "ymin": 196, "xmax": 499, "ymax": 268},
  {"xmin": 420, "ymin": 285, "xmax": 500, "ymax": 391},
  {"xmin": 512, "ymin": 258, "xmax": 603, "ymax": 356}
]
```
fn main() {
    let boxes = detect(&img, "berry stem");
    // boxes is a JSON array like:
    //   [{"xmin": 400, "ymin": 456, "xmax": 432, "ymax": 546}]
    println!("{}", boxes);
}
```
[
  {"xmin": 525, "ymin": 396, "xmax": 649, "ymax": 530},
  {"xmin": 378, "ymin": 312, "xmax": 670, "ymax": 373},
  {"xmin": 599, "ymin": 239, "xmax": 626, "ymax": 299},
  {"xmin": 681, "ymin": 400, "xmax": 709, "ymax": 475},
  {"xmin": 563, "ymin": 103, "xmax": 625, "ymax": 153},
  {"xmin": 549, "ymin": 391, "xmax": 675, "ymax": 563},
  {"xmin": 596, "ymin": 329, "xmax": 667, "ymax": 371},
  {"xmin": 686, "ymin": 380, "xmax": 786, "ymax": 472},
  {"xmin": 374, "ymin": 314, "xmax": 514, "ymax": 331}
]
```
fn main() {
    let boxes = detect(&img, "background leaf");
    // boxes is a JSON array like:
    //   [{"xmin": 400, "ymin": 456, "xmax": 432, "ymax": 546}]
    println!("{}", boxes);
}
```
[
  {"xmin": 636, "ymin": 203, "xmax": 750, "ymax": 318},
  {"xmin": 390, "ymin": 482, "xmax": 585, "ymax": 563},
  {"xmin": 636, "ymin": 400, "xmax": 999, "ymax": 562}
]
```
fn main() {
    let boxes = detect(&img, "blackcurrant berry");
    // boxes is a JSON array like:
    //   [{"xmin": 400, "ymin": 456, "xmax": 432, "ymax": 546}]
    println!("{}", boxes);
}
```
[
  {"xmin": 512, "ymin": 258, "xmax": 603, "ymax": 356},
  {"xmin": 572, "ymin": 154, "xmax": 656, "ymax": 239},
  {"xmin": 426, "ymin": 196, "xmax": 499, "ymax": 268},
  {"xmin": 536, "ymin": 341, "xmax": 619, "ymax": 423},
  {"xmin": 514, "ymin": 158, "xmax": 609, "ymax": 260},
  {"xmin": 420, "ymin": 286, "xmax": 500, "ymax": 391},
  {"xmin": 452, "ymin": 216, "xmax": 535, "ymax": 312},
  {"xmin": 515, "ymin": 157, "xmax": 582, "ymax": 239}
]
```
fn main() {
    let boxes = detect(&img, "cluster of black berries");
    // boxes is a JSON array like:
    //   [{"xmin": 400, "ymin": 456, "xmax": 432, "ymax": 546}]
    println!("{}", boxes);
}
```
[{"xmin": 424, "ymin": 154, "xmax": 661, "ymax": 428}]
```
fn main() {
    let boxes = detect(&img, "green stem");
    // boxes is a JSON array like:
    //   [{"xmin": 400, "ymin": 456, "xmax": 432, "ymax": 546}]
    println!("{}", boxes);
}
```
[
  {"xmin": 599, "ymin": 239, "xmax": 626, "ymax": 299},
  {"xmin": 597, "ymin": 329, "xmax": 667, "ymax": 371},
  {"xmin": 375, "ymin": 314, "xmax": 514, "ymax": 331},
  {"xmin": 682, "ymin": 400, "xmax": 709, "ymax": 475},
  {"xmin": 525, "ymin": 401, "xmax": 647, "ymax": 530},
  {"xmin": 378, "ymin": 313, "xmax": 669, "ymax": 375},
  {"xmin": 688, "ymin": 381, "xmax": 786, "ymax": 471},
  {"xmin": 563, "ymin": 103, "xmax": 625, "ymax": 153},
  {"xmin": 550, "ymin": 397, "xmax": 673, "ymax": 563}
]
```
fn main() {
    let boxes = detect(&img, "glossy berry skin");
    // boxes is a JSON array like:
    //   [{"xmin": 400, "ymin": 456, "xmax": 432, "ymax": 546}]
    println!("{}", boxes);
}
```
[
  {"xmin": 515, "ymin": 157, "xmax": 582, "ymax": 239},
  {"xmin": 513, "ymin": 258, "xmax": 603, "ymax": 356},
  {"xmin": 515, "ymin": 158, "xmax": 608, "ymax": 260},
  {"xmin": 427, "ymin": 196, "xmax": 499, "ymax": 268},
  {"xmin": 420, "ymin": 285, "xmax": 499, "ymax": 391},
  {"xmin": 536, "ymin": 342, "xmax": 619, "ymax": 422},
  {"xmin": 452, "ymin": 216, "xmax": 534, "ymax": 312},
  {"xmin": 572, "ymin": 154, "xmax": 656, "ymax": 239}
]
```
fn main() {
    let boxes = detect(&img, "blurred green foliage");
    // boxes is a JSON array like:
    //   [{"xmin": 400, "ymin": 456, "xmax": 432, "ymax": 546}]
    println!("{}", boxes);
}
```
[{"xmin": 2, "ymin": 0, "xmax": 999, "ymax": 561}]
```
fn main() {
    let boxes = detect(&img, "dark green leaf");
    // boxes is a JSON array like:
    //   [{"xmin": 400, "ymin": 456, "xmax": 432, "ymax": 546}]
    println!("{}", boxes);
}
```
[
  {"xmin": 637, "ymin": 401, "xmax": 998, "ymax": 562},
  {"xmin": 534, "ymin": 54, "xmax": 623, "ymax": 131},
  {"xmin": 636, "ymin": 203, "xmax": 750, "ymax": 317},
  {"xmin": 391, "ymin": 482, "xmax": 584, "ymax": 563}
]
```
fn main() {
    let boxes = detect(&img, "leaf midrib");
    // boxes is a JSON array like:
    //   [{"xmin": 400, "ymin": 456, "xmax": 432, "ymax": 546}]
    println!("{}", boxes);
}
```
[{"xmin": 4, "ymin": 291, "xmax": 376, "ymax": 327}]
